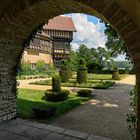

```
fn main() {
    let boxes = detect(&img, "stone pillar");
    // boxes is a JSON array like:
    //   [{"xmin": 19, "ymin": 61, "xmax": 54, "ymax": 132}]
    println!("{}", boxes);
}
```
[
  {"xmin": 136, "ymin": 74, "xmax": 140, "ymax": 140},
  {"xmin": 0, "ymin": 37, "xmax": 17, "ymax": 122}
]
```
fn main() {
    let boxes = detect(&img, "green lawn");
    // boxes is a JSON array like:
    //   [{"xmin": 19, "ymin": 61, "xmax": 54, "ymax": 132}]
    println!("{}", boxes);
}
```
[
  {"xmin": 17, "ymin": 89, "xmax": 90, "ymax": 123},
  {"xmin": 29, "ymin": 74, "xmax": 129, "ymax": 89},
  {"xmin": 73, "ymin": 74, "xmax": 128, "ymax": 80},
  {"xmin": 30, "ymin": 79, "xmax": 115, "ymax": 89}
]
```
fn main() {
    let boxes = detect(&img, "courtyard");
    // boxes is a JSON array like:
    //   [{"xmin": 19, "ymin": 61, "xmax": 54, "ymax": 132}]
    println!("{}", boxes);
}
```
[
  {"xmin": 14, "ymin": 75, "xmax": 135, "ymax": 140},
  {"xmin": 0, "ymin": 0, "xmax": 140, "ymax": 139}
]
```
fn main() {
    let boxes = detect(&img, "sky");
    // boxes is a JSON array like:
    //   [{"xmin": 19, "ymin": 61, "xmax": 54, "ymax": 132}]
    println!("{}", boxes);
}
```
[{"xmin": 63, "ymin": 13, "xmax": 126, "ymax": 61}]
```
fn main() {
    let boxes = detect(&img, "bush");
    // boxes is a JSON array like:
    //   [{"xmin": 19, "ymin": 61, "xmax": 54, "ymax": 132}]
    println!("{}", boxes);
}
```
[
  {"xmin": 124, "ymin": 68, "xmax": 130, "ymax": 74},
  {"xmin": 36, "ymin": 60, "xmax": 46, "ymax": 73},
  {"xmin": 87, "ymin": 62, "xmax": 103, "ymax": 74},
  {"xmin": 19, "ymin": 62, "xmax": 32, "ymax": 75},
  {"xmin": 45, "ymin": 90, "xmax": 70, "ymax": 102},
  {"xmin": 32, "ymin": 105, "xmax": 57, "ymax": 119},
  {"xmin": 59, "ymin": 59, "xmax": 70, "ymax": 82},
  {"xmin": 102, "ymin": 69, "xmax": 113, "ymax": 74},
  {"xmin": 94, "ymin": 81, "xmax": 115, "ymax": 89},
  {"xmin": 68, "ymin": 69, "xmax": 73, "ymax": 79},
  {"xmin": 127, "ymin": 86, "xmax": 137, "ymax": 138},
  {"xmin": 77, "ymin": 58, "xmax": 87, "ymax": 84},
  {"xmin": 129, "ymin": 67, "xmax": 135, "ymax": 74},
  {"xmin": 112, "ymin": 67, "xmax": 120, "ymax": 80},
  {"xmin": 52, "ymin": 75, "xmax": 61, "ymax": 92},
  {"xmin": 77, "ymin": 90, "xmax": 92, "ymax": 97}
]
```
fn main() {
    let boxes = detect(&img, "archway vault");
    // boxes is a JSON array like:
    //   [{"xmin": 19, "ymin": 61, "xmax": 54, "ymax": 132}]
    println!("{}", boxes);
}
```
[{"xmin": 0, "ymin": 0, "xmax": 140, "ymax": 139}]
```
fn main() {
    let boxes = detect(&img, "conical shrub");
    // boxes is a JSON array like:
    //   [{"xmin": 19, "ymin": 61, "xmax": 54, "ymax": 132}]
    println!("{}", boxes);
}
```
[
  {"xmin": 59, "ymin": 59, "xmax": 70, "ymax": 82},
  {"xmin": 112, "ymin": 67, "xmax": 120, "ymax": 80},
  {"xmin": 52, "ymin": 75, "xmax": 61, "ymax": 92},
  {"xmin": 77, "ymin": 58, "xmax": 87, "ymax": 84}
]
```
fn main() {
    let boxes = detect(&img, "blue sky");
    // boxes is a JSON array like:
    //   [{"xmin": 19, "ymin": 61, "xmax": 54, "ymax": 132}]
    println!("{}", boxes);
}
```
[{"xmin": 63, "ymin": 13, "xmax": 126, "ymax": 61}]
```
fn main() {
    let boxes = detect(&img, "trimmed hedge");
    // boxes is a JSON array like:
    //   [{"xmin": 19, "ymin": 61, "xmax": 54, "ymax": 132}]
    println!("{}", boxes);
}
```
[
  {"xmin": 59, "ymin": 59, "xmax": 70, "ymax": 82},
  {"xmin": 112, "ymin": 67, "xmax": 120, "ymax": 80},
  {"xmin": 52, "ymin": 75, "xmax": 61, "ymax": 92},
  {"xmin": 77, "ymin": 58, "xmax": 87, "ymax": 84},
  {"xmin": 77, "ymin": 89, "xmax": 92, "ymax": 97},
  {"xmin": 45, "ymin": 90, "xmax": 70, "ymax": 102},
  {"xmin": 124, "ymin": 68, "xmax": 130, "ymax": 74},
  {"xmin": 94, "ymin": 81, "xmax": 115, "ymax": 89},
  {"xmin": 32, "ymin": 105, "xmax": 56, "ymax": 119}
]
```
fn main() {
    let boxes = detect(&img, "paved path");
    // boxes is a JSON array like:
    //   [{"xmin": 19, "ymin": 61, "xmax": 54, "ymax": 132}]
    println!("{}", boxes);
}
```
[
  {"xmin": 52, "ymin": 75, "xmax": 135, "ymax": 140},
  {"xmin": 0, "ymin": 119, "xmax": 111, "ymax": 140}
]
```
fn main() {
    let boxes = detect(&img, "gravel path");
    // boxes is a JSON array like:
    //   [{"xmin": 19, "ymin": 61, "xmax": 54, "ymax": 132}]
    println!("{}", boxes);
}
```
[{"xmin": 52, "ymin": 75, "xmax": 135, "ymax": 140}]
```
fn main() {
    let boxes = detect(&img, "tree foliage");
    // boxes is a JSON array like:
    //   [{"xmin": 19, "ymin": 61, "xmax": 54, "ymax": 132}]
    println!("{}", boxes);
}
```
[{"xmin": 104, "ymin": 24, "xmax": 131, "ymax": 60}]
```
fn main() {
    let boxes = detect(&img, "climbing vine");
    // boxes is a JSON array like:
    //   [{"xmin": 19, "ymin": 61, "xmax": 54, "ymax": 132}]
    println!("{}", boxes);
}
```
[{"xmin": 127, "ymin": 86, "xmax": 137, "ymax": 139}]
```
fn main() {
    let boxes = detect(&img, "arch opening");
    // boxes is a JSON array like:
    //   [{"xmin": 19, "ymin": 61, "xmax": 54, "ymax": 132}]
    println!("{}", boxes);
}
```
[{"xmin": 0, "ymin": 0, "xmax": 140, "ymax": 139}]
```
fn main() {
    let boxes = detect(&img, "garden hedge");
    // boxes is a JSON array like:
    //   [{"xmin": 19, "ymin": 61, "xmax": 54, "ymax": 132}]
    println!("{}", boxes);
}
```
[
  {"xmin": 52, "ymin": 75, "xmax": 61, "ymax": 92},
  {"xmin": 77, "ymin": 89, "xmax": 92, "ymax": 97},
  {"xmin": 112, "ymin": 67, "xmax": 120, "ymax": 80},
  {"xmin": 77, "ymin": 58, "xmax": 87, "ymax": 84},
  {"xmin": 45, "ymin": 90, "xmax": 70, "ymax": 102},
  {"xmin": 59, "ymin": 59, "xmax": 70, "ymax": 82}
]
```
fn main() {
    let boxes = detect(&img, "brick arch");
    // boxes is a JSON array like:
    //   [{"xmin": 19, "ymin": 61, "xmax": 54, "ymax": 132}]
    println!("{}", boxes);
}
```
[{"xmin": 0, "ymin": 0, "xmax": 140, "ymax": 139}]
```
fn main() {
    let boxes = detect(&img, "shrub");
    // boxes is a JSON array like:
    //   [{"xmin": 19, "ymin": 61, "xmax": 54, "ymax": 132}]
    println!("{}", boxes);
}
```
[
  {"xmin": 68, "ymin": 69, "xmax": 73, "ymax": 79},
  {"xmin": 94, "ymin": 81, "xmax": 115, "ymax": 89},
  {"xmin": 59, "ymin": 59, "xmax": 70, "ymax": 82},
  {"xmin": 127, "ymin": 86, "xmax": 137, "ymax": 138},
  {"xmin": 77, "ymin": 89, "xmax": 92, "ymax": 97},
  {"xmin": 52, "ymin": 75, "xmax": 61, "ymax": 92},
  {"xmin": 45, "ymin": 90, "xmax": 70, "ymax": 102},
  {"xmin": 129, "ymin": 67, "xmax": 135, "ymax": 74},
  {"xmin": 32, "ymin": 105, "xmax": 57, "ymax": 119},
  {"xmin": 112, "ymin": 67, "xmax": 120, "ymax": 80},
  {"xmin": 36, "ymin": 60, "xmax": 46, "ymax": 73},
  {"xmin": 124, "ymin": 68, "xmax": 130, "ymax": 74},
  {"xmin": 87, "ymin": 62, "xmax": 103, "ymax": 74},
  {"xmin": 19, "ymin": 62, "xmax": 32, "ymax": 75},
  {"xmin": 77, "ymin": 58, "xmax": 87, "ymax": 84}
]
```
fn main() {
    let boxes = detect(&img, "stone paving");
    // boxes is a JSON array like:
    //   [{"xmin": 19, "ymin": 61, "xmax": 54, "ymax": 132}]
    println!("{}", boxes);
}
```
[
  {"xmin": 0, "ymin": 119, "xmax": 111, "ymax": 140},
  {"xmin": 52, "ymin": 75, "xmax": 135, "ymax": 140}
]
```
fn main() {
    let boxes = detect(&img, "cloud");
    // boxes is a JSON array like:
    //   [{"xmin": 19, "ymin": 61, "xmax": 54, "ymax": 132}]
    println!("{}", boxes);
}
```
[
  {"xmin": 64, "ymin": 14, "xmax": 107, "ymax": 50},
  {"xmin": 62, "ymin": 13, "xmax": 126, "ymax": 61}
]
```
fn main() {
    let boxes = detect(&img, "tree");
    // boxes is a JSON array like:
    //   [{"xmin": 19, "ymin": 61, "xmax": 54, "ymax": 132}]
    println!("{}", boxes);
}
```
[
  {"xmin": 77, "ymin": 44, "xmax": 92, "ymax": 65},
  {"xmin": 104, "ymin": 24, "xmax": 131, "ymax": 60},
  {"xmin": 70, "ymin": 44, "xmax": 113, "ymax": 73},
  {"xmin": 68, "ymin": 49, "xmax": 78, "ymax": 70}
]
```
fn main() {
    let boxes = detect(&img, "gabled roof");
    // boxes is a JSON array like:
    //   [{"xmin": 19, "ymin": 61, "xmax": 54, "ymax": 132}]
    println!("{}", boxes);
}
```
[{"xmin": 43, "ymin": 16, "xmax": 76, "ymax": 32}]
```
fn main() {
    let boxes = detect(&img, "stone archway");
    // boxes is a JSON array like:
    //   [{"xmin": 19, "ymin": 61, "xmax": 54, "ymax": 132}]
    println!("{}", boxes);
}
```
[{"xmin": 0, "ymin": 0, "xmax": 140, "ymax": 139}]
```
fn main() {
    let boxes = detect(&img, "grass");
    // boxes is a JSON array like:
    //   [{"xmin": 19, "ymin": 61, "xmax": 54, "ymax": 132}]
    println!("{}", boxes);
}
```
[
  {"xmin": 73, "ymin": 74, "xmax": 128, "ymax": 80},
  {"xmin": 17, "ymin": 89, "xmax": 90, "ymax": 123},
  {"xmin": 30, "ymin": 79, "xmax": 115, "ymax": 89},
  {"xmin": 29, "ymin": 73, "xmax": 128, "ymax": 89}
]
